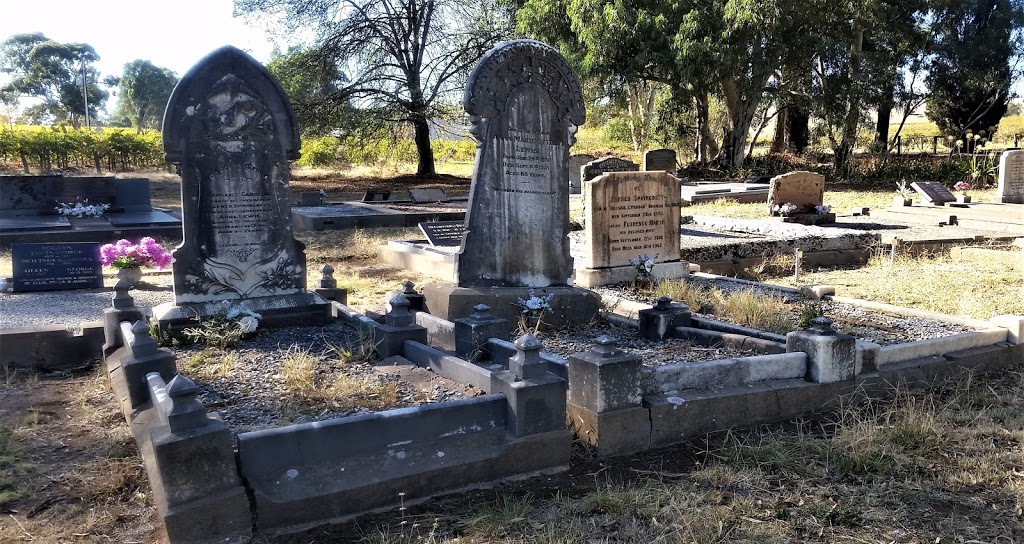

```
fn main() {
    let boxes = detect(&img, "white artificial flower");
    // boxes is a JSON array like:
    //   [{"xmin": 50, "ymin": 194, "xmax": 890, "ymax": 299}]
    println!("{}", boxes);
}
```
[{"xmin": 237, "ymin": 315, "xmax": 259, "ymax": 334}]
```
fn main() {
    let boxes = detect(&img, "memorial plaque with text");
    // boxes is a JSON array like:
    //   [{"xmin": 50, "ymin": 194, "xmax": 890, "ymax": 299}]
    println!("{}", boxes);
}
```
[
  {"xmin": 583, "ymin": 172, "xmax": 681, "ymax": 268},
  {"xmin": 162, "ymin": 46, "xmax": 307, "ymax": 304},
  {"xmin": 419, "ymin": 221, "xmax": 466, "ymax": 246},
  {"xmin": 642, "ymin": 148, "xmax": 677, "ymax": 172},
  {"xmin": 582, "ymin": 156, "xmax": 639, "ymax": 183},
  {"xmin": 458, "ymin": 40, "xmax": 585, "ymax": 287},
  {"xmin": 998, "ymin": 150, "xmax": 1024, "ymax": 204},
  {"xmin": 12, "ymin": 242, "xmax": 102, "ymax": 292},
  {"xmin": 910, "ymin": 181, "xmax": 956, "ymax": 205}
]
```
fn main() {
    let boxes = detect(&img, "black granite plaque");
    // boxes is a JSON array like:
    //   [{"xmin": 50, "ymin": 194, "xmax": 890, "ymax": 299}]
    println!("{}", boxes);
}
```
[
  {"xmin": 361, "ymin": 189, "xmax": 392, "ymax": 202},
  {"xmin": 910, "ymin": 181, "xmax": 956, "ymax": 204},
  {"xmin": 419, "ymin": 221, "xmax": 466, "ymax": 246},
  {"xmin": 11, "ymin": 242, "xmax": 103, "ymax": 292}
]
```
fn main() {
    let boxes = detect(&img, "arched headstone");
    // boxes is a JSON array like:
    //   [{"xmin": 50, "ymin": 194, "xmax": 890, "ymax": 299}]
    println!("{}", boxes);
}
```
[
  {"xmin": 458, "ymin": 40, "xmax": 585, "ymax": 287},
  {"xmin": 154, "ymin": 46, "xmax": 329, "ymax": 327},
  {"xmin": 162, "ymin": 46, "xmax": 306, "ymax": 304}
]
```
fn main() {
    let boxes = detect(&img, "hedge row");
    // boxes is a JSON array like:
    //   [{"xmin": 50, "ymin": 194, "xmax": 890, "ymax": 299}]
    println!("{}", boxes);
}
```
[
  {"xmin": 296, "ymin": 136, "xmax": 477, "ymax": 167},
  {"xmin": 0, "ymin": 127, "xmax": 165, "ymax": 172}
]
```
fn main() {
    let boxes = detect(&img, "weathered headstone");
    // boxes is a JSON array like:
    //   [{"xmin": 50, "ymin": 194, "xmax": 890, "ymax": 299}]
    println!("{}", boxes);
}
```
[
  {"xmin": 581, "ymin": 157, "xmax": 639, "ymax": 183},
  {"xmin": 12, "ymin": 242, "xmax": 102, "ymax": 291},
  {"xmin": 457, "ymin": 39, "xmax": 585, "ymax": 287},
  {"xmin": 767, "ymin": 171, "xmax": 825, "ymax": 215},
  {"xmin": 423, "ymin": 40, "xmax": 600, "ymax": 327},
  {"xmin": 154, "ymin": 46, "xmax": 328, "ymax": 327},
  {"xmin": 568, "ymin": 154, "xmax": 596, "ymax": 191},
  {"xmin": 642, "ymin": 148, "xmax": 677, "ymax": 172},
  {"xmin": 409, "ymin": 187, "xmax": 449, "ymax": 203},
  {"xmin": 418, "ymin": 221, "xmax": 466, "ymax": 247},
  {"xmin": 582, "ymin": 172, "xmax": 682, "ymax": 268},
  {"xmin": 910, "ymin": 181, "xmax": 956, "ymax": 205},
  {"xmin": 998, "ymin": 150, "xmax": 1024, "ymax": 204}
]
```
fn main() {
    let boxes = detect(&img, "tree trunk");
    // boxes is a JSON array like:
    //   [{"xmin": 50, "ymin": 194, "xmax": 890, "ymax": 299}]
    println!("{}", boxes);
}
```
[
  {"xmin": 786, "ymin": 107, "xmax": 809, "ymax": 154},
  {"xmin": 875, "ymin": 68, "xmax": 895, "ymax": 152},
  {"xmin": 835, "ymin": 27, "xmax": 864, "ymax": 174},
  {"xmin": 693, "ymin": 91, "xmax": 714, "ymax": 164},
  {"xmin": 770, "ymin": 106, "xmax": 788, "ymax": 154},
  {"xmin": 718, "ymin": 76, "xmax": 769, "ymax": 169},
  {"xmin": 411, "ymin": 114, "xmax": 436, "ymax": 176}
]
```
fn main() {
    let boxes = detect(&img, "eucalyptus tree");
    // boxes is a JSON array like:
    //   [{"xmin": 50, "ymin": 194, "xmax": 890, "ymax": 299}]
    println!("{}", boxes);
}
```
[
  {"xmin": 109, "ymin": 60, "xmax": 178, "ymax": 132},
  {"xmin": 925, "ymin": 0, "xmax": 1023, "ymax": 148},
  {"xmin": 235, "ymin": 0, "xmax": 513, "ymax": 176},
  {"xmin": 0, "ymin": 33, "xmax": 107, "ymax": 128}
]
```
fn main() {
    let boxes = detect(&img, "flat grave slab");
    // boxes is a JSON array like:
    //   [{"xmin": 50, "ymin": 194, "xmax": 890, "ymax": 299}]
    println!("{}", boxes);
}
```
[
  {"xmin": 0, "ymin": 216, "xmax": 71, "ymax": 231},
  {"xmin": 409, "ymin": 188, "xmax": 449, "ymax": 203},
  {"xmin": 107, "ymin": 211, "xmax": 182, "ymax": 227}
]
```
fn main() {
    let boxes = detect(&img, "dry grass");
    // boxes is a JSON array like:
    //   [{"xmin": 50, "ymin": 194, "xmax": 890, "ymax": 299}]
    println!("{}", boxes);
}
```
[
  {"xmin": 655, "ymin": 280, "xmax": 798, "ymax": 333},
  {"xmin": 280, "ymin": 346, "xmax": 398, "ymax": 415},
  {"xmin": 335, "ymin": 371, "xmax": 1024, "ymax": 544},
  {"xmin": 768, "ymin": 247, "xmax": 1024, "ymax": 319}
]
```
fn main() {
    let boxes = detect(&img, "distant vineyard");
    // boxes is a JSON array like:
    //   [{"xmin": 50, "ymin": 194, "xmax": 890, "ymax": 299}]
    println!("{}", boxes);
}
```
[{"xmin": 0, "ymin": 127, "xmax": 165, "ymax": 173}]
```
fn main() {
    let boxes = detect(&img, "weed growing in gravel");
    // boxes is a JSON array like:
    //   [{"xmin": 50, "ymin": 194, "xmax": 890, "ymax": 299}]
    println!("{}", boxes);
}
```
[
  {"xmin": 655, "ymin": 278, "xmax": 713, "ymax": 312},
  {"xmin": 709, "ymin": 287, "xmax": 794, "ymax": 334},
  {"xmin": 280, "ymin": 347, "xmax": 398, "ymax": 414}
]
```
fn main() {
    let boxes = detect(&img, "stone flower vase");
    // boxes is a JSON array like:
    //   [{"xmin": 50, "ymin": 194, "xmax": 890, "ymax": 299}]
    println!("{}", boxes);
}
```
[{"xmin": 117, "ymin": 267, "xmax": 144, "ymax": 288}]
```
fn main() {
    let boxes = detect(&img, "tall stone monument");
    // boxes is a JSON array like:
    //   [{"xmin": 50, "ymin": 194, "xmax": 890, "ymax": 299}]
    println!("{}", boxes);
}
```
[
  {"xmin": 153, "ymin": 46, "xmax": 329, "ymax": 327},
  {"xmin": 423, "ymin": 40, "xmax": 599, "ymax": 326}
]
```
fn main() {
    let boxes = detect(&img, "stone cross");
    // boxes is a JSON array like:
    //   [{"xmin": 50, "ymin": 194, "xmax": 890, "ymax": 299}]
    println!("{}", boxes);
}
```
[
  {"xmin": 162, "ymin": 46, "xmax": 307, "ymax": 304},
  {"xmin": 457, "ymin": 40, "xmax": 585, "ymax": 287}
]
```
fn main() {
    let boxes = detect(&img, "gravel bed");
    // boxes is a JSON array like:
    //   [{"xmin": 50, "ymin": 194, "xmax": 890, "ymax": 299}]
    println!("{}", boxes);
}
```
[
  {"xmin": 595, "ymin": 276, "xmax": 973, "ymax": 346},
  {"xmin": 536, "ymin": 320, "xmax": 761, "ymax": 366},
  {"xmin": 178, "ymin": 320, "xmax": 485, "ymax": 434},
  {"xmin": 0, "ymin": 273, "xmax": 174, "ymax": 331}
]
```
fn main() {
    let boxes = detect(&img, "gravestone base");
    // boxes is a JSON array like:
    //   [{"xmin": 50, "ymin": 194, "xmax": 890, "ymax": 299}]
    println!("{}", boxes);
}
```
[
  {"xmin": 574, "ymin": 260, "xmax": 690, "ymax": 288},
  {"xmin": 151, "ymin": 293, "xmax": 332, "ymax": 331},
  {"xmin": 422, "ymin": 284, "xmax": 600, "ymax": 329},
  {"xmin": 780, "ymin": 213, "xmax": 836, "ymax": 226}
]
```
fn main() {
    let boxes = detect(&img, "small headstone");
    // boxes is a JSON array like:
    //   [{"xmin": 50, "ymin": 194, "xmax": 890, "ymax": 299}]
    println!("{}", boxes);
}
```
[
  {"xmin": 409, "ymin": 188, "xmax": 449, "ymax": 203},
  {"xmin": 11, "ymin": 242, "xmax": 103, "ymax": 292},
  {"xmin": 113, "ymin": 178, "xmax": 153, "ymax": 212},
  {"xmin": 910, "ymin": 181, "xmax": 956, "ymax": 205},
  {"xmin": 767, "ymin": 171, "xmax": 825, "ymax": 215},
  {"xmin": 160, "ymin": 46, "xmax": 307, "ymax": 305},
  {"xmin": 299, "ymin": 191, "xmax": 322, "ymax": 206},
  {"xmin": 581, "ymin": 156, "xmax": 639, "ymax": 183},
  {"xmin": 581, "ymin": 172, "xmax": 682, "ymax": 268},
  {"xmin": 361, "ymin": 189, "xmax": 391, "ymax": 202},
  {"xmin": 568, "ymin": 154, "xmax": 596, "ymax": 190},
  {"xmin": 418, "ymin": 221, "xmax": 466, "ymax": 247},
  {"xmin": 458, "ymin": 39, "xmax": 584, "ymax": 287},
  {"xmin": 60, "ymin": 178, "xmax": 117, "ymax": 209},
  {"xmin": 642, "ymin": 148, "xmax": 677, "ymax": 172},
  {"xmin": 998, "ymin": 150, "xmax": 1024, "ymax": 203}
]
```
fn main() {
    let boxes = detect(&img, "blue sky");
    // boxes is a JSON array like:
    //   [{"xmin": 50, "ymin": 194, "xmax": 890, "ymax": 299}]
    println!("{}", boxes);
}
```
[{"xmin": 0, "ymin": 0, "xmax": 291, "ymax": 114}]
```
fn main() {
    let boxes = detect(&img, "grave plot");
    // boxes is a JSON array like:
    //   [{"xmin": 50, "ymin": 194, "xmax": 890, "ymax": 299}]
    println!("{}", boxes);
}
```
[{"xmin": 175, "ymin": 320, "xmax": 486, "ymax": 434}]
